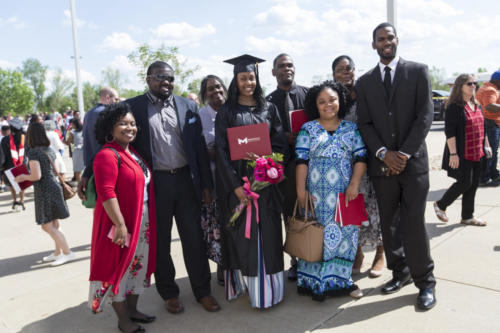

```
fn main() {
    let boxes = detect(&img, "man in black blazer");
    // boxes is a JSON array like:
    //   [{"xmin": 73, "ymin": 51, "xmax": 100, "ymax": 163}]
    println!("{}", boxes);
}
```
[
  {"xmin": 127, "ymin": 61, "xmax": 220, "ymax": 313},
  {"xmin": 357, "ymin": 23, "xmax": 436, "ymax": 310}
]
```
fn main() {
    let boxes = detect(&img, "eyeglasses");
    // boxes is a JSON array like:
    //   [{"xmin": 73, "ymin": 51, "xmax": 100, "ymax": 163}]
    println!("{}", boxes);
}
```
[
  {"xmin": 465, "ymin": 82, "xmax": 477, "ymax": 86},
  {"xmin": 148, "ymin": 74, "xmax": 175, "ymax": 83},
  {"xmin": 334, "ymin": 66, "xmax": 354, "ymax": 74}
]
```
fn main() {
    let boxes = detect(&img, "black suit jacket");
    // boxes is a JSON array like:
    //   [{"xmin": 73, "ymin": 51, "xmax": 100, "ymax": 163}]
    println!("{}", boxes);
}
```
[
  {"xmin": 356, "ymin": 58, "xmax": 433, "ymax": 177},
  {"xmin": 126, "ymin": 94, "xmax": 212, "ymax": 201}
]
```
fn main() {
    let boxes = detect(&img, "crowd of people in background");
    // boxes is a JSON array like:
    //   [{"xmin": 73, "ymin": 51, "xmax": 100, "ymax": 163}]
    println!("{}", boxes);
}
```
[{"xmin": 0, "ymin": 21, "xmax": 499, "ymax": 333}]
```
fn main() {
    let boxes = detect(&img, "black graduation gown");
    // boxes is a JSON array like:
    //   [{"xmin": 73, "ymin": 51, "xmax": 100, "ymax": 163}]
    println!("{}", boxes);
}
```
[{"xmin": 215, "ymin": 102, "xmax": 286, "ymax": 276}]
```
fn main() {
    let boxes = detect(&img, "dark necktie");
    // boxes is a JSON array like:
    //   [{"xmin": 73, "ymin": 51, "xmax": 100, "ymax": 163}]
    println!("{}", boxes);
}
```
[
  {"xmin": 384, "ymin": 66, "xmax": 392, "ymax": 96},
  {"xmin": 283, "ymin": 91, "xmax": 293, "ymax": 132}
]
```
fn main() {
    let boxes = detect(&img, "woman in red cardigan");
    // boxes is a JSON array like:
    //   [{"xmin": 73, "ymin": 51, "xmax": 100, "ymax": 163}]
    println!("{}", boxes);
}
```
[{"xmin": 88, "ymin": 103, "xmax": 157, "ymax": 333}]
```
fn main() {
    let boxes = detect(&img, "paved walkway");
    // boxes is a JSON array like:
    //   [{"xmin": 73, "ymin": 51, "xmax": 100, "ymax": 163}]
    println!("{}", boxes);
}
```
[{"xmin": 1, "ymin": 122, "xmax": 499, "ymax": 332}]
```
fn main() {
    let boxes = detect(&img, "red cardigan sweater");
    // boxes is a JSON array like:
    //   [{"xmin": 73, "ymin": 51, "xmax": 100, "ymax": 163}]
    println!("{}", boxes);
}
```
[{"xmin": 89, "ymin": 142, "xmax": 157, "ymax": 294}]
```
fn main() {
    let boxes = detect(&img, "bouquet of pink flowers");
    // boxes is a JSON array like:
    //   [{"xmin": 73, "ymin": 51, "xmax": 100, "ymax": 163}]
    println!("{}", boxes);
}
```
[{"xmin": 229, "ymin": 153, "xmax": 284, "ymax": 235}]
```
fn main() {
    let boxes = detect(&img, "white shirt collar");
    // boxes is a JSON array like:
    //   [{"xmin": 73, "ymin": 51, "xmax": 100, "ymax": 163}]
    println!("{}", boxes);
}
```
[{"xmin": 378, "ymin": 55, "xmax": 400, "ymax": 81}]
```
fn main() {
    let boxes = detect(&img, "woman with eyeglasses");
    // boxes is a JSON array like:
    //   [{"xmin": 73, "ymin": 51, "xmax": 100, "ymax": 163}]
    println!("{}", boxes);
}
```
[
  {"xmin": 434, "ymin": 74, "xmax": 492, "ymax": 226},
  {"xmin": 331, "ymin": 55, "xmax": 386, "ymax": 278}
]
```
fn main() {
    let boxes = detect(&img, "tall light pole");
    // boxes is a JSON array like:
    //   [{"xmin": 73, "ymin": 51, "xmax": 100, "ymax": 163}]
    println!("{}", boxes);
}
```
[
  {"xmin": 69, "ymin": 0, "xmax": 84, "ymax": 114},
  {"xmin": 387, "ymin": 0, "xmax": 397, "ymax": 27}
]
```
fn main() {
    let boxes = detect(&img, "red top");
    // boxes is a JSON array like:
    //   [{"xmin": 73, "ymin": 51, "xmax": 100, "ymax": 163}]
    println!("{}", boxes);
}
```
[
  {"xmin": 89, "ymin": 141, "xmax": 157, "ymax": 294},
  {"xmin": 476, "ymin": 82, "xmax": 500, "ymax": 125},
  {"xmin": 464, "ymin": 103, "xmax": 484, "ymax": 161}
]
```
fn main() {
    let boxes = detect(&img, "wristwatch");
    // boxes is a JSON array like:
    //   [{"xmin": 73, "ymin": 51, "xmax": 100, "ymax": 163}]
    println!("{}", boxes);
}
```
[{"xmin": 377, "ymin": 148, "xmax": 387, "ymax": 161}]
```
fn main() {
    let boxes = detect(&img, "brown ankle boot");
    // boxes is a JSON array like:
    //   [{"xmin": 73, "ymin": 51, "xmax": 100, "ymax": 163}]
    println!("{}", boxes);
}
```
[
  {"xmin": 352, "ymin": 245, "xmax": 364, "ymax": 274},
  {"xmin": 369, "ymin": 245, "xmax": 385, "ymax": 278}
]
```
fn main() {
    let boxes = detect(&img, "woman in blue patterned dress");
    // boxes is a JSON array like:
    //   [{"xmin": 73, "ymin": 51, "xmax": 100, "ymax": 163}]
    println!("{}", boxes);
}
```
[{"xmin": 295, "ymin": 81, "xmax": 367, "ymax": 301}]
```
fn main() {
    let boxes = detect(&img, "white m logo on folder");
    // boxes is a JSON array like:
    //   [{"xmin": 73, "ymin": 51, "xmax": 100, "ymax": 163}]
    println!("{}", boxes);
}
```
[{"xmin": 238, "ymin": 138, "xmax": 248, "ymax": 145}]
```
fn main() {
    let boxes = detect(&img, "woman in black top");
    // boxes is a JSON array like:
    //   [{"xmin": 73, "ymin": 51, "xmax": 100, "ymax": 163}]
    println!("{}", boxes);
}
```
[{"xmin": 434, "ymin": 74, "xmax": 492, "ymax": 226}]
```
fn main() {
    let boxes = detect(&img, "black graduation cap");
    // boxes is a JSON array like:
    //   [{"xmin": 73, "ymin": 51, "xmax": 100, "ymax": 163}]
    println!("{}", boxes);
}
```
[{"xmin": 224, "ymin": 54, "xmax": 265, "ymax": 75}]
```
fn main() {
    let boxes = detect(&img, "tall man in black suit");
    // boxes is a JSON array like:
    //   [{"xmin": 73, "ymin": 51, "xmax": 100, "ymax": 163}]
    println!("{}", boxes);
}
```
[
  {"xmin": 357, "ymin": 23, "xmax": 436, "ymax": 310},
  {"xmin": 126, "ymin": 61, "xmax": 220, "ymax": 313},
  {"xmin": 266, "ymin": 53, "xmax": 308, "ymax": 280}
]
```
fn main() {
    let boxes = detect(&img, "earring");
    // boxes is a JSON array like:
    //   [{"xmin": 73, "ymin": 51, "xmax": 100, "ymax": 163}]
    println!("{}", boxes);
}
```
[{"xmin": 105, "ymin": 134, "xmax": 114, "ymax": 143}]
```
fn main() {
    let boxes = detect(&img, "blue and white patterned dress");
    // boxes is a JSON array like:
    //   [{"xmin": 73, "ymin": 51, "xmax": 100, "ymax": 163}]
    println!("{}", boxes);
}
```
[{"xmin": 295, "ymin": 120, "xmax": 367, "ymax": 296}]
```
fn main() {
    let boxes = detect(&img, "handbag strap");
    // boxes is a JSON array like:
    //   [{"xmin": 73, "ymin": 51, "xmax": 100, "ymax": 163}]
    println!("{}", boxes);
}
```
[
  {"xmin": 306, "ymin": 192, "xmax": 316, "ymax": 219},
  {"xmin": 291, "ymin": 192, "xmax": 317, "ymax": 222},
  {"xmin": 41, "ymin": 149, "xmax": 65, "ymax": 184}
]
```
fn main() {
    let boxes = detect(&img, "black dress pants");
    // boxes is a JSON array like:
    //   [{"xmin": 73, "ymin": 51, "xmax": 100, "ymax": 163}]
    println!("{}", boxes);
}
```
[
  {"xmin": 153, "ymin": 168, "xmax": 211, "ymax": 300},
  {"xmin": 437, "ymin": 159, "xmax": 481, "ymax": 219},
  {"xmin": 279, "ymin": 159, "xmax": 298, "ymax": 266},
  {"xmin": 279, "ymin": 159, "xmax": 297, "ymax": 222},
  {"xmin": 372, "ymin": 173, "xmax": 436, "ymax": 290}
]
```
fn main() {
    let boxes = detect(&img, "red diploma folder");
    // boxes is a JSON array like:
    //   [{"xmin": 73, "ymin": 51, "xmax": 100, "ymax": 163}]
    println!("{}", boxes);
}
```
[
  {"xmin": 5, "ymin": 164, "xmax": 33, "ymax": 193},
  {"xmin": 289, "ymin": 109, "xmax": 309, "ymax": 133},
  {"xmin": 227, "ymin": 123, "xmax": 272, "ymax": 161},
  {"xmin": 335, "ymin": 193, "xmax": 369, "ymax": 227}
]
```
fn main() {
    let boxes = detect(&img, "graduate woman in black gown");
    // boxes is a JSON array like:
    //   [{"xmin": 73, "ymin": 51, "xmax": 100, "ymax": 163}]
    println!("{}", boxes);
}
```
[{"xmin": 215, "ymin": 54, "xmax": 287, "ymax": 308}]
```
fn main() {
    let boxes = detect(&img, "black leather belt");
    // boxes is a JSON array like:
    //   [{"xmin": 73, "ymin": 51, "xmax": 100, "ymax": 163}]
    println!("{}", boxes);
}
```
[{"xmin": 157, "ymin": 165, "xmax": 188, "ymax": 174}]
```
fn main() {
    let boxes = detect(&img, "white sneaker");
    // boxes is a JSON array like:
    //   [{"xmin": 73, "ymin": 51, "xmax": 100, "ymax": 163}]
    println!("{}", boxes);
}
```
[
  {"xmin": 42, "ymin": 253, "xmax": 59, "ymax": 262},
  {"xmin": 51, "ymin": 251, "xmax": 76, "ymax": 266}
]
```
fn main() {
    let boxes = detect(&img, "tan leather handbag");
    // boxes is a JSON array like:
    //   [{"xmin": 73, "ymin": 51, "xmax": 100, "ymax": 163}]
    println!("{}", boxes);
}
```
[{"xmin": 284, "ymin": 193, "xmax": 324, "ymax": 262}]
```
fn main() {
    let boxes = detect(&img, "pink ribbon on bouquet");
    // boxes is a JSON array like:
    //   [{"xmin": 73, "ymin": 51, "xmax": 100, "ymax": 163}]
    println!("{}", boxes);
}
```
[{"xmin": 242, "ymin": 176, "xmax": 260, "ymax": 239}]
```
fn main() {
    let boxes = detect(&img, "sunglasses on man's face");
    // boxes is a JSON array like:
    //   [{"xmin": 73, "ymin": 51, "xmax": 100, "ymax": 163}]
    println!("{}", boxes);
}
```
[
  {"xmin": 465, "ymin": 81, "xmax": 477, "ymax": 86},
  {"xmin": 148, "ymin": 74, "xmax": 175, "ymax": 83}
]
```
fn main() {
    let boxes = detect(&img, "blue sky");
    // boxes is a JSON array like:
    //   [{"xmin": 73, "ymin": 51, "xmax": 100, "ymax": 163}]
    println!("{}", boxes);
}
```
[{"xmin": 1, "ymin": 0, "xmax": 499, "ymax": 100}]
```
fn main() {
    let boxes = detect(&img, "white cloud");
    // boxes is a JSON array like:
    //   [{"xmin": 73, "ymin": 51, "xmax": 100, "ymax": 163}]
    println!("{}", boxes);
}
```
[
  {"xmin": 253, "ymin": 1, "xmax": 321, "ymax": 36},
  {"xmin": 128, "ymin": 25, "xmax": 144, "ymax": 35},
  {"xmin": 150, "ymin": 22, "xmax": 216, "ymax": 46},
  {"xmin": 63, "ymin": 10, "xmax": 98, "ymax": 29},
  {"xmin": 107, "ymin": 55, "xmax": 143, "ymax": 90},
  {"xmin": 0, "ymin": 59, "xmax": 16, "ymax": 69},
  {"xmin": 61, "ymin": 68, "xmax": 97, "ymax": 85},
  {"xmin": 400, "ymin": 0, "xmax": 463, "ymax": 17},
  {"xmin": 246, "ymin": 36, "xmax": 309, "ymax": 55},
  {"xmin": 0, "ymin": 16, "xmax": 25, "ymax": 29},
  {"xmin": 109, "ymin": 55, "xmax": 136, "ymax": 73},
  {"xmin": 99, "ymin": 33, "xmax": 138, "ymax": 52},
  {"xmin": 45, "ymin": 68, "xmax": 98, "ymax": 93}
]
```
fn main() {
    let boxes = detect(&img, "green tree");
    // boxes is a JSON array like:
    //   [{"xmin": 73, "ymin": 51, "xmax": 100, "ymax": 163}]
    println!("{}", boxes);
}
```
[
  {"xmin": 120, "ymin": 88, "xmax": 146, "ymax": 99},
  {"xmin": 101, "ymin": 67, "xmax": 128, "ymax": 92},
  {"xmin": 45, "ymin": 68, "xmax": 75, "ymax": 112},
  {"xmin": 0, "ymin": 68, "xmax": 34, "ymax": 116},
  {"xmin": 127, "ymin": 43, "xmax": 199, "ymax": 94},
  {"xmin": 429, "ymin": 66, "xmax": 448, "ymax": 90},
  {"xmin": 187, "ymin": 78, "xmax": 202, "ymax": 94},
  {"xmin": 71, "ymin": 82, "xmax": 99, "ymax": 110},
  {"xmin": 19, "ymin": 58, "xmax": 47, "ymax": 111},
  {"xmin": 477, "ymin": 67, "xmax": 488, "ymax": 73}
]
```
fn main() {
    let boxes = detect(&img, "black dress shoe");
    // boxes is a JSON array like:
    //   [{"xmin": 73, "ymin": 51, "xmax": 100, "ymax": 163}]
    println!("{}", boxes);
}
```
[
  {"xmin": 130, "ymin": 315, "xmax": 156, "ymax": 324},
  {"xmin": 416, "ymin": 288, "xmax": 436, "ymax": 310},
  {"xmin": 381, "ymin": 275, "xmax": 413, "ymax": 294}
]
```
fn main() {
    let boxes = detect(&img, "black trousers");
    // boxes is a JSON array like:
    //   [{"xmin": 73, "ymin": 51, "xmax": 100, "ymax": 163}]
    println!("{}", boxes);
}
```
[
  {"xmin": 153, "ymin": 168, "xmax": 211, "ymax": 300},
  {"xmin": 279, "ymin": 159, "xmax": 298, "ymax": 266},
  {"xmin": 279, "ymin": 159, "xmax": 297, "ymax": 222},
  {"xmin": 372, "ymin": 173, "xmax": 436, "ymax": 290},
  {"xmin": 437, "ymin": 159, "xmax": 481, "ymax": 219}
]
